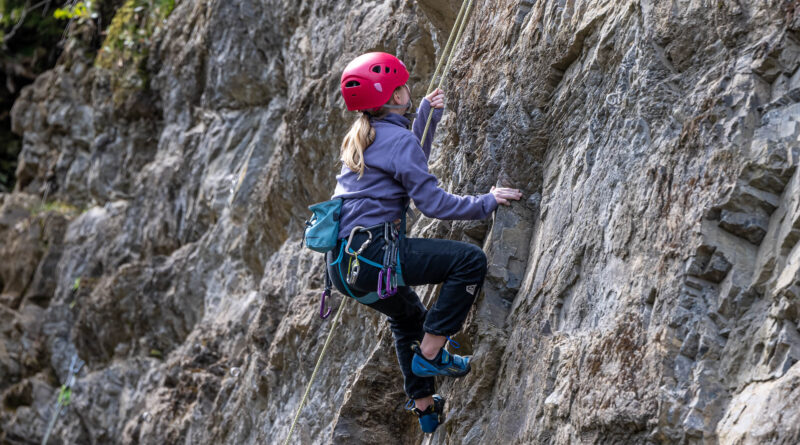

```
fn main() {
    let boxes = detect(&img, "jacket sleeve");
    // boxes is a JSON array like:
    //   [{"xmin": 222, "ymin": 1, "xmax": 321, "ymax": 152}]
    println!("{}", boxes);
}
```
[
  {"xmin": 391, "ymin": 133, "xmax": 498, "ymax": 220},
  {"xmin": 412, "ymin": 97, "xmax": 444, "ymax": 160}
]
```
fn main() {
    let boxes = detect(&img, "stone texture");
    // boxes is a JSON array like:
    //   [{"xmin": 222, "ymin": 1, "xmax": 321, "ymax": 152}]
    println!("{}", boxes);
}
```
[{"xmin": 2, "ymin": 0, "xmax": 800, "ymax": 444}]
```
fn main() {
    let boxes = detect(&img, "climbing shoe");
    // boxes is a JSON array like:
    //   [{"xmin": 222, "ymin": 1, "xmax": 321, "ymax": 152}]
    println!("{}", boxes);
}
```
[
  {"xmin": 410, "ymin": 341, "xmax": 471, "ymax": 378},
  {"xmin": 405, "ymin": 394, "xmax": 445, "ymax": 433}
]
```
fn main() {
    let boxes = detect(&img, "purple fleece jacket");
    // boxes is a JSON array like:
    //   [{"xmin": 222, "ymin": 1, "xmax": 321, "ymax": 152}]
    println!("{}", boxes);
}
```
[{"xmin": 333, "ymin": 98, "xmax": 498, "ymax": 239}]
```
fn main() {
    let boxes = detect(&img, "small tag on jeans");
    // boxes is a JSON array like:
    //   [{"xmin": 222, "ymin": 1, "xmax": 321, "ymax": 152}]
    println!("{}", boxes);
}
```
[{"xmin": 466, "ymin": 284, "xmax": 477, "ymax": 295}]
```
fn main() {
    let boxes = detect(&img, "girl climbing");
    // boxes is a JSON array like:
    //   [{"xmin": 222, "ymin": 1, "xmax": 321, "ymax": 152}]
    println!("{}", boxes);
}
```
[{"xmin": 326, "ymin": 52, "xmax": 522, "ymax": 434}]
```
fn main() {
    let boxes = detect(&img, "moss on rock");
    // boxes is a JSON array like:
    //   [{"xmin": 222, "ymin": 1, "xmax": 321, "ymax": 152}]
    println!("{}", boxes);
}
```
[{"xmin": 94, "ymin": 0, "xmax": 174, "ymax": 111}]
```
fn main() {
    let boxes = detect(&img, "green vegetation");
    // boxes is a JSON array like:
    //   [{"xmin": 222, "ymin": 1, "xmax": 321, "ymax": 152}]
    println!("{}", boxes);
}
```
[
  {"xmin": 1, "ymin": 0, "xmax": 68, "ymax": 192},
  {"xmin": 94, "ymin": 0, "xmax": 175, "ymax": 109},
  {"xmin": 0, "ymin": 0, "xmax": 66, "ymax": 63},
  {"xmin": 30, "ymin": 199, "xmax": 83, "ymax": 216},
  {"xmin": 57, "ymin": 385, "xmax": 72, "ymax": 406},
  {"xmin": 52, "ymin": 1, "xmax": 96, "ymax": 22}
]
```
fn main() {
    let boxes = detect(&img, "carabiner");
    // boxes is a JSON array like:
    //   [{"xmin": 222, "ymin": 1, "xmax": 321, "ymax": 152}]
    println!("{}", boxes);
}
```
[
  {"xmin": 320, "ymin": 289, "xmax": 332, "ymax": 319},
  {"xmin": 387, "ymin": 267, "xmax": 397, "ymax": 297},
  {"xmin": 380, "ymin": 267, "xmax": 396, "ymax": 299},
  {"xmin": 377, "ymin": 269, "xmax": 386, "ymax": 299},
  {"xmin": 390, "ymin": 267, "xmax": 398, "ymax": 292},
  {"xmin": 346, "ymin": 226, "xmax": 372, "ymax": 257}
]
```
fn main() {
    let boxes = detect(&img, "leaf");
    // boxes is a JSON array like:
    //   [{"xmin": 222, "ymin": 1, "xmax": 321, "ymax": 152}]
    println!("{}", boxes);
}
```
[
  {"xmin": 57, "ymin": 385, "xmax": 72, "ymax": 406},
  {"xmin": 53, "ymin": 9, "xmax": 67, "ymax": 19}
]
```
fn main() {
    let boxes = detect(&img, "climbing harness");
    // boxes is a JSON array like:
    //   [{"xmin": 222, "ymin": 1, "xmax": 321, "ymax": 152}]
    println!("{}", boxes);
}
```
[
  {"xmin": 285, "ymin": 1, "xmax": 476, "ymax": 443},
  {"xmin": 331, "ymin": 219, "xmax": 406, "ymax": 305},
  {"xmin": 42, "ymin": 354, "xmax": 84, "ymax": 445}
]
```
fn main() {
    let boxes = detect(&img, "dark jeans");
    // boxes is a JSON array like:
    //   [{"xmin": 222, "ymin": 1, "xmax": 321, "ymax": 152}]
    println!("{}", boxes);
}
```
[{"xmin": 326, "ymin": 227, "xmax": 487, "ymax": 400}]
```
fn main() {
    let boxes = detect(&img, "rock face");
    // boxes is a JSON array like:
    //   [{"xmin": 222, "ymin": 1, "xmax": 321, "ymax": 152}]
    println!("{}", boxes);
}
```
[{"xmin": 2, "ymin": 0, "xmax": 800, "ymax": 444}]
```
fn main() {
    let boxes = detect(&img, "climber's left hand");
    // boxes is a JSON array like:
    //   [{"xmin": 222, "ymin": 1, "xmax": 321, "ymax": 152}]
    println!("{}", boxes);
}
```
[{"xmin": 425, "ymin": 88, "xmax": 445, "ymax": 109}]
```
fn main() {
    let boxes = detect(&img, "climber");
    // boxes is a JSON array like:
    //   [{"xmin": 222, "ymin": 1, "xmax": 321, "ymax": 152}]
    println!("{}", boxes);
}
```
[{"xmin": 326, "ymin": 52, "xmax": 522, "ymax": 434}]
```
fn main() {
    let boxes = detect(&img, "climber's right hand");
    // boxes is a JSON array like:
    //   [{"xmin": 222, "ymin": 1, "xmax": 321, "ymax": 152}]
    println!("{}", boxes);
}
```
[
  {"xmin": 425, "ymin": 88, "xmax": 445, "ymax": 109},
  {"xmin": 490, "ymin": 186, "xmax": 523, "ymax": 206}
]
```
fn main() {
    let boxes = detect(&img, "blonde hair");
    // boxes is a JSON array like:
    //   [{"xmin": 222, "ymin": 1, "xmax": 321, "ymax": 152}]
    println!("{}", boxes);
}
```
[
  {"xmin": 340, "ymin": 112, "xmax": 376, "ymax": 179},
  {"xmin": 341, "ymin": 87, "xmax": 403, "ymax": 178}
]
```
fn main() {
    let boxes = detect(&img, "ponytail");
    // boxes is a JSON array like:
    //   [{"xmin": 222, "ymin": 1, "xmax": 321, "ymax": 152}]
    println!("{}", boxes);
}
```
[
  {"xmin": 340, "ymin": 113, "xmax": 373, "ymax": 179},
  {"xmin": 341, "ymin": 86, "xmax": 404, "ymax": 178},
  {"xmin": 341, "ymin": 109, "xmax": 386, "ymax": 178}
]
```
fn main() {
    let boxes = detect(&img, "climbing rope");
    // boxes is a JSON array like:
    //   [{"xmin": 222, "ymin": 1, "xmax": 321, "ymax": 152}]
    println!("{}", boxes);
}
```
[
  {"xmin": 282, "ymin": 296, "xmax": 350, "ymax": 445},
  {"xmin": 282, "ymin": 2, "xmax": 476, "ymax": 443},
  {"xmin": 41, "ymin": 354, "xmax": 84, "ymax": 445},
  {"xmin": 420, "ymin": 0, "xmax": 475, "ymax": 147},
  {"xmin": 423, "ymin": 0, "xmax": 469, "ymax": 100}
]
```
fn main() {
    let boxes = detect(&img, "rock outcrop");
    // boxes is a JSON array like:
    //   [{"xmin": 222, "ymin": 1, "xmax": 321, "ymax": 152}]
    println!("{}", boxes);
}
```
[{"xmin": 2, "ymin": 0, "xmax": 799, "ymax": 444}]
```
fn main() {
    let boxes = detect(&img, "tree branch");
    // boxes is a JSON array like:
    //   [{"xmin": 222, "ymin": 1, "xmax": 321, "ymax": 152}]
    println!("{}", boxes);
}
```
[{"xmin": 2, "ymin": 0, "xmax": 54, "ymax": 47}]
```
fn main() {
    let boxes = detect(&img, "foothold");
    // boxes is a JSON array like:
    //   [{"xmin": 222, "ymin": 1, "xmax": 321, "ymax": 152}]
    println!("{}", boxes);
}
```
[
  {"xmin": 605, "ymin": 92, "xmax": 622, "ymax": 108},
  {"xmin": 527, "ymin": 192, "xmax": 541, "ymax": 209},
  {"xmin": 141, "ymin": 412, "xmax": 152, "ymax": 422},
  {"xmin": 230, "ymin": 367, "xmax": 242, "ymax": 378}
]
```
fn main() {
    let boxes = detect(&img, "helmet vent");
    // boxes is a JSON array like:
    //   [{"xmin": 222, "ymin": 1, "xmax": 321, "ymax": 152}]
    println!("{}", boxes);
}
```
[
  {"xmin": 372, "ymin": 65, "xmax": 382, "ymax": 73},
  {"xmin": 345, "ymin": 80, "xmax": 360, "ymax": 88},
  {"xmin": 385, "ymin": 66, "xmax": 390, "ymax": 73}
]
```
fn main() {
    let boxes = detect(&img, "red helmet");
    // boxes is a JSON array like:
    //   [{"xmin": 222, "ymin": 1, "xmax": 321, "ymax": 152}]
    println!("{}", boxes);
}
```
[{"xmin": 341, "ymin": 52, "xmax": 410, "ymax": 111}]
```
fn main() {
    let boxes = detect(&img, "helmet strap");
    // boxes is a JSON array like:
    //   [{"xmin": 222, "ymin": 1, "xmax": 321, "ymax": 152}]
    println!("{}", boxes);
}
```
[
  {"xmin": 382, "ymin": 103, "xmax": 410, "ymax": 110},
  {"xmin": 383, "ymin": 83, "xmax": 414, "ymax": 113}
]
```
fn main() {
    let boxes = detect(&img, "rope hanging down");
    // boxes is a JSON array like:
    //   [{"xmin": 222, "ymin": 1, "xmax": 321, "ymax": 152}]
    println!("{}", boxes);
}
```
[
  {"xmin": 282, "ymin": 296, "xmax": 350, "ymax": 445},
  {"xmin": 42, "ymin": 354, "xmax": 84, "ymax": 445},
  {"xmin": 282, "ymin": 2, "xmax": 475, "ymax": 443},
  {"xmin": 420, "ymin": 0, "xmax": 475, "ymax": 147}
]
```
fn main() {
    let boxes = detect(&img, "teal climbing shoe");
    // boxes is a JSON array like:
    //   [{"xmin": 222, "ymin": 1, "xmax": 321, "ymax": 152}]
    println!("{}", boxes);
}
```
[
  {"xmin": 410, "ymin": 341, "xmax": 471, "ymax": 378},
  {"xmin": 406, "ymin": 394, "xmax": 445, "ymax": 433}
]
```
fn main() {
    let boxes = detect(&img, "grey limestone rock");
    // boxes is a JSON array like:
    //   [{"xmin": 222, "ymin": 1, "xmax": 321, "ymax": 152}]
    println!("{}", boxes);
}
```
[{"xmin": 2, "ymin": 0, "xmax": 800, "ymax": 444}]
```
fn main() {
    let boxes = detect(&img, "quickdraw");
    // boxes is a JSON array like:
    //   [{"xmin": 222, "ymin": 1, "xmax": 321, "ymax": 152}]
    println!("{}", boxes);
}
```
[{"xmin": 377, "ymin": 222, "xmax": 400, "ymax": 298}]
